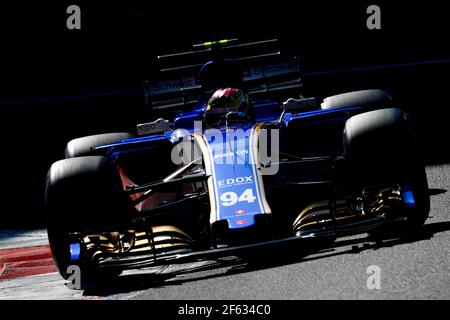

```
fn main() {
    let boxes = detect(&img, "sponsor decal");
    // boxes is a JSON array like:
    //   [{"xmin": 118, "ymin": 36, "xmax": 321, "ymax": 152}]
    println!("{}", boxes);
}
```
[
  {"xmin": 243, "ymin": 62, "xmax": 299, "ymax": 81},
  {"xmin": 148, "ymin": 77, "xmax": 198, "ymax": 95},
  {"xmin": 218, "ymin": 176, "xmax": 253, "ymax": 188},
  {"xmin": 172, "ymin": 121, "xmax": 279, "ymax": 175},
  {"xmin": 213, "ymin": 150, "xmax": 249, "ymax": 159}
]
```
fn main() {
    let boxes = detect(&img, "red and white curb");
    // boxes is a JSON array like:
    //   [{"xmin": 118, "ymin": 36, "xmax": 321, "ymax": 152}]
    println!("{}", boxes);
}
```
[
  {"xmin": 0, "ymin": 229, "xmax": 216, "ymax": 300},
  {"xmin": 0, "ymin": 245, "xmax": 56, "ymax": 280},
  {"xmin": 0, "ymin": 230, "xmax": 102, "ymax": 300}
]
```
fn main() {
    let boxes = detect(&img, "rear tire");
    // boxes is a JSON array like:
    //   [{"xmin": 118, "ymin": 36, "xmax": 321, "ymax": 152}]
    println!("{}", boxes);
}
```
[
  {"xmin": 342, "ymin": 108, "xmax": 430, "ymax": 232},
  {"xmin": 321, "ymin": 89, "xmax": 392, "ymax": 110},
  {"xmin": 45, "ymin": 156, "xmax": 132, "ymax": 281}
]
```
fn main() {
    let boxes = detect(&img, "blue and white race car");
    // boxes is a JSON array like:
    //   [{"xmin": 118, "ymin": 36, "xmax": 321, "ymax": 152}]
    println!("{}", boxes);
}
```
[{"xmin": 45, "ymin": 39, "xmax": 429, "ymax": 285}]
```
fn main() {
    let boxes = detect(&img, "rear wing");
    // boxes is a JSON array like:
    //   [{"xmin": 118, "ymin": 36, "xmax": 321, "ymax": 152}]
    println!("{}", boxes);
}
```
[{"xmin": 144, "ymin": 39, "xmax": 302, "ymax": 119}]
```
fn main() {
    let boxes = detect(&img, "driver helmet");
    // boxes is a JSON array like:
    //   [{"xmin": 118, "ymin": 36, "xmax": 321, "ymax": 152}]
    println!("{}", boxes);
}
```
[{"xmin": 203, "ymin": 88, "xmax": 250, "ymax": 127}]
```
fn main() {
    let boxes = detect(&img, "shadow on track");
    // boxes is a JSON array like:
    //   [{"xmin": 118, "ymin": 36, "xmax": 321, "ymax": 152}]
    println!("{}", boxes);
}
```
[
  {"xmin": 81, "ymin": 215, "xmax": 450, "ymax": 297},
  {"xmin": 428, "ymin": 188, "xmax": 447, "ymax": 196}
]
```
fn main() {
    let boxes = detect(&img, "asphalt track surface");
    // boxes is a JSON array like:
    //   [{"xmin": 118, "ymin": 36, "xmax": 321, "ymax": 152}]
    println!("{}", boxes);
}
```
[{"xmin": 0, "ymin": 164, "xmax": 449, "ymax": 300}]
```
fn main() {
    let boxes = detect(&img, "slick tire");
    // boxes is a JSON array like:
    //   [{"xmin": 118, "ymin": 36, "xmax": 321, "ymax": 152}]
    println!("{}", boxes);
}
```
[
  {"xmin": 45, "ymin": 156, "xmax": 132, "ymax": 281},
  {"xmin": 65, "ymin": 132, "xmax": 135, "ymax": 158},
  {"xmin": 321, "ymin": 89, "xmax": 392, "ymax": 111},
  {"xmin": 343, "ymin": 108, "xmax": 430, "ymax": 231}
]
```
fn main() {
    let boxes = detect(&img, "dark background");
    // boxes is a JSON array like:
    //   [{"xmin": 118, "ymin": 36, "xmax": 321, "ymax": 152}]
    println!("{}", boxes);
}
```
[{"xmin": 0, "ymin": 1, "xmax": 449, "ymax": 227}]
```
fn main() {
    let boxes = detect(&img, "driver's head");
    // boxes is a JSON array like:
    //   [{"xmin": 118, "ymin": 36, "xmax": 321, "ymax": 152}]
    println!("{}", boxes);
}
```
[{"xmin": 203, "ymin": 88, "xmax": 250, "ymax": 127}]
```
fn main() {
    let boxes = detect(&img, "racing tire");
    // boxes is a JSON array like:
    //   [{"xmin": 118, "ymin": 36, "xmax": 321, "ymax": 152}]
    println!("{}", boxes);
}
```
[
  {"xmin": 342, "ymin": 108, "xmax": 430, "ymax": 232},
  {"xmin": 321, "ymin": 89, "xmax": 392, "ymax": 110},
  {"xmin": 45, "ymin": 156, "xmax": 133, "ymax": 283},
  {"xmin": 65, "ymin": 132, "xmax": 135, "ymax": 158}
]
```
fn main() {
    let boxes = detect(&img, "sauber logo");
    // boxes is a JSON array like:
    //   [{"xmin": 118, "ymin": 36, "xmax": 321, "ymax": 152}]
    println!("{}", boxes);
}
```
[
  {"xmin": 218, "ymin": 176, "xmax": 253, "ymax": 187},
  {"xmin": 148, "ymin": 77, "xmax": 198, "ymax": 94},
  {"xmin": 213, "ymin": 150, "xmax": 249, "ymax": 159},
  {"xmin": 234, "ymin": 209, "xmax": 246, "ymax": 215},
  {"xmin": 235, "ymin": 219, "xmax": 247, "ymax": 225}
]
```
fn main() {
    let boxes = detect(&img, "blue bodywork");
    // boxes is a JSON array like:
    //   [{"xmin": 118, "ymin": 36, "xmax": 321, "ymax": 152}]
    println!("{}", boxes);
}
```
[
  {"xmin": 94, "ymin": 98, "xmax": 365, "ymax": 231},
  {"xmin": 192, "ymin": 124, "xmax": 271, "ymax": 229}
]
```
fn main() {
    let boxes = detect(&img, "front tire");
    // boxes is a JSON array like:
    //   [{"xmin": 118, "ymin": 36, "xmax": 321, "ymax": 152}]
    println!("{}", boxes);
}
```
[
  {"xmin": 65, "ymin": 132, "xmax": 135, "ymax": 158},
  {"xmin": 45, "ymin": 156, "xmax": 132, "ymax": 280},
  {"xmin": 343, "ymin": 108, "xmax": 430, "ymax": 231}
]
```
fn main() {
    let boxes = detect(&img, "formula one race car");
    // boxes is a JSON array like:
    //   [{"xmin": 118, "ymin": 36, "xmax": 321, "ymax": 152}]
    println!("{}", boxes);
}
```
[{"xmin": 45, "ymin": 39, "xmax": 429, "ymax": 285}]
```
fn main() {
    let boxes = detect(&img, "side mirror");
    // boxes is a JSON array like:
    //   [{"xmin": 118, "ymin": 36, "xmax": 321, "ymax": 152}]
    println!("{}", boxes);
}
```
[
  {"xmin": 282, "ymin": 97, "xmax": 318, "ymax": 113},
  {"xmin": 137, "ymin": 118, "xmax": 172, "ymax": 136}
]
